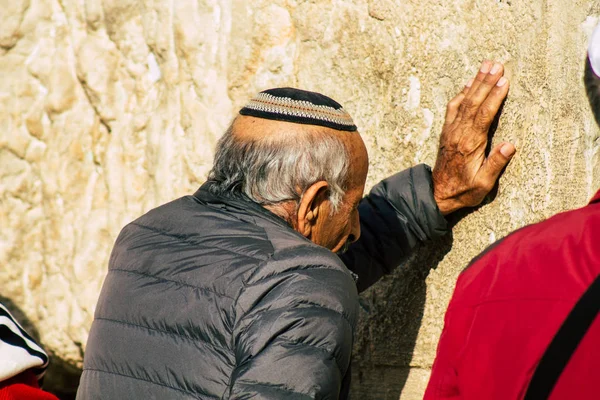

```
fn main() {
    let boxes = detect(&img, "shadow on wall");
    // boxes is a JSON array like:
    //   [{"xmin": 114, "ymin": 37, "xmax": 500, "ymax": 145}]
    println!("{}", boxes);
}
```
[
  {"xmin": 349, "ymin": 231, "xmax": 454, "ymax": 400},
  {"xmin": 349, "ymin": 190, "xmax": 506, "ymax": 399},
  {"xmin": 0, "ymin": 296, "xmax": 82, "ymax": 400},
  {"xmin": 349, "ymin": 183, "xmax": 509, "ymax": 399}
]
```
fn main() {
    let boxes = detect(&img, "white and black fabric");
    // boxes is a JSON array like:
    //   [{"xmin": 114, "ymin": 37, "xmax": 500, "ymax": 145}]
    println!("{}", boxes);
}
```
[
  {"xmin": 77, "ymin": 164, "xmax": 448, "ymax": 400},
  {"xmin": 239, "ymin": 88, "xmax": 358, "ymax": 132},
  {"xmin": 0, "ymin": 302, "xmax": 49, "ymax": 383},
  {"xmin": 588, "ymin": 22, "xmax": 600, "ymax": 77}
]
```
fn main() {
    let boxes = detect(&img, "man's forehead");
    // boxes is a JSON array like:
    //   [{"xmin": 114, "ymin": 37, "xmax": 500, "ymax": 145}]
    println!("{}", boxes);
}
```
[{"xmin": 239, "ymin": 87, "xmax": 358, "ymax": 132}]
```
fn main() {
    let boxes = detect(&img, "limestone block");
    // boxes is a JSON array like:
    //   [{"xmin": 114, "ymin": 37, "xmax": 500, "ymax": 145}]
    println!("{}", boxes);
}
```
[
  {"xmin": 0, "ymin": 0, "xmax": 30, "ymax": 49},
  {"xmin": 0, "ymin": 0, "xmax": 599, "ymax": 398}
]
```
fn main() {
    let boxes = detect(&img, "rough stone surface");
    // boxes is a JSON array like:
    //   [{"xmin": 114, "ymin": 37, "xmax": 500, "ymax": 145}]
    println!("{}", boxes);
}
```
[{"xmin": 0, "ymin": 0, "xmax": 599, "ymax": 398}]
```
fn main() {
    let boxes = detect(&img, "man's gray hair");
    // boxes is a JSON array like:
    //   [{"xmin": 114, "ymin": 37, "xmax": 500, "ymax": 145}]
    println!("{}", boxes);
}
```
[{"xmin": 207, "ymin": 119, "xmax": 350, "ymax": 211}]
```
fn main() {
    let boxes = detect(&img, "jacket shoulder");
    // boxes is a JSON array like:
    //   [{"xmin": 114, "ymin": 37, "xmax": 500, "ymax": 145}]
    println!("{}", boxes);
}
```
[
  {"xmin": 238, "ymin": 243, "xmax": 359, "ymax": 329},
  {"xmin": 454, "ymin": 200, "xmax": 600, "ymax": 308}
]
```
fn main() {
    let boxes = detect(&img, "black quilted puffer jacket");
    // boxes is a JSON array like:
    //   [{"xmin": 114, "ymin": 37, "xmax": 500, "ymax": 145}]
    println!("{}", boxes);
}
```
[{"xmin": 77, "ymin": 165, "xmax": 448, "ymax": 400}]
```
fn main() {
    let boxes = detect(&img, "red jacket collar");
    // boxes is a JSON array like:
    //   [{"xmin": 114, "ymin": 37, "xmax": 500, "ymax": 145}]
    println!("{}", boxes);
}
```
[{"xmin": 591, "ymin": 189, "xmax": 600, "ymax": 204}]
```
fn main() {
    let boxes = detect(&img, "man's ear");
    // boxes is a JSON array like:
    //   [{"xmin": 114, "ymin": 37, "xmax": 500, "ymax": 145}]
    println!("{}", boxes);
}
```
[{"xmin": 296, "ymin": 181, "xmax": 329, "ymax": 238}]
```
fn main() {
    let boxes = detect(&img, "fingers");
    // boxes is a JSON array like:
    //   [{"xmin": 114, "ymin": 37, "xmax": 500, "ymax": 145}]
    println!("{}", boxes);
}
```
[
  {"xmin": 464, "ymin": 60, "xmax": 493, "ymax": 99},
  {"xmin": 472, "ymin": 74, "xmax": 510, "ymax": 132},
  {"xmin": 478, "ymin": 142, "xmax": 516, "ymax": 190},
  {"xmin": 460, "ymin": 61, "xmax": 506, "ymax": 121},
  {"xmin": 444, "ymin": 82, "xmax": 471, "ymax": 125}
]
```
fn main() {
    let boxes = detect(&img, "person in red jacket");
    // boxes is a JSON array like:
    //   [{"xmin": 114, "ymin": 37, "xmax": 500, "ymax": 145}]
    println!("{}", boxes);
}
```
[
  {"xmin": 424, "ymin": 25, "xmax": 600, "ymax": 400},
  {"xmin": 0, "ymin": 302, "xmax": 59, "ymax": 400}
]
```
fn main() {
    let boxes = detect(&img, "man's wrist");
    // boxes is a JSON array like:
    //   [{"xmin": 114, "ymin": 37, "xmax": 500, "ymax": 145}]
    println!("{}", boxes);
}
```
[{"xmin": 434, "ymin": 196, "xmax": 461, "ymax": 216}]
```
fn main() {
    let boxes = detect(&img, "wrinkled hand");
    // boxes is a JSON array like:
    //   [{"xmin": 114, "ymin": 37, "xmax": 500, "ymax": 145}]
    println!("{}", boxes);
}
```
[{"xmin": 433, "ymin": 60, "xmax": 516, "ymax": 216}]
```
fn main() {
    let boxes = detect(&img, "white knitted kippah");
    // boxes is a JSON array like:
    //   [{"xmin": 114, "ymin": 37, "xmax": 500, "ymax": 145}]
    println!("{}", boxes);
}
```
[
  {"xmin": 239, "ymin": 88, "xmax": 358, "ymax": 132},
  {"xmin": 589, "ymin": 23, "xmax": 600, "ymax": 76}
]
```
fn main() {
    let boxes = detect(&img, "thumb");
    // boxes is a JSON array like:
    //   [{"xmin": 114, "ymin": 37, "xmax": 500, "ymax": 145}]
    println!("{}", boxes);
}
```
[{"xmin": 480, "ymin": 142, "xmax": 516, "ymax": 186}]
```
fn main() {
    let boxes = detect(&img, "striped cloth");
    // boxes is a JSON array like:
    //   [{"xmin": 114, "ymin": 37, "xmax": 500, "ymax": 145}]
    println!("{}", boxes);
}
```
[
  {"xmin": 589, "ymin": 22, "xmax": 600, "ymax": 76},
  {"xmin": 0, "ymin": 303, "xmax": 48, "ymax": 384}
]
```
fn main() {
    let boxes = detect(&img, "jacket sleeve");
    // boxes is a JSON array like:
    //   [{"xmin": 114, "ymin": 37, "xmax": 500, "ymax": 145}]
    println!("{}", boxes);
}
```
[
  {"xmin": 226, "ymin": 253, "xmax": 358, "ymax": 399},
  {"xmin": 339, "ymin": 164, "xmax": 449, "ymax": 292}
]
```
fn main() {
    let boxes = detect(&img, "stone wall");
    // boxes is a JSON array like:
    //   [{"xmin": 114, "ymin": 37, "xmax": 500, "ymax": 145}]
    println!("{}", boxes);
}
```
[{"xmin": 1, "ymin": 0, "xmax": 599, "ymax": 398}]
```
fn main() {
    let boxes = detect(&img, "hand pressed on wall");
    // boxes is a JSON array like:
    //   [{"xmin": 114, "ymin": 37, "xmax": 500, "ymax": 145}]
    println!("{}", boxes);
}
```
[{"xmin": 433, "ymin": 60, "xmax": 516, "ymax": 216}]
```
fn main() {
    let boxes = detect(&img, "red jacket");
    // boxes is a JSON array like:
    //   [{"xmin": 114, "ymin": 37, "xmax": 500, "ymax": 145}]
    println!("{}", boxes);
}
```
[
  {"xmin": 425, "ymin": 190, "xmax": 600, "ymax": 400},
  {"xmin": 0, "ymin": 372, "xmax": 58, "ymax": 400}
]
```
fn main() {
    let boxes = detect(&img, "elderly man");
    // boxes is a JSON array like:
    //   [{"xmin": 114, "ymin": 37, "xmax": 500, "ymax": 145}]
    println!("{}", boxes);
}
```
[
  {"xmin": 77, "ymin": 61, "xmax": 514, "ymax": 399},
  {"xmin": 424, "ymin": 31, "xmax": 600, "ymax": 400}
]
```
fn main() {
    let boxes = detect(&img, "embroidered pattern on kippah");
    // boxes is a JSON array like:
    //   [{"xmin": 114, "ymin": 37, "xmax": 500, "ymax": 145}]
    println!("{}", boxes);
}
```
[{"xmin": 243, "ymin": 93, "xmax": 356, "ymax": 128}]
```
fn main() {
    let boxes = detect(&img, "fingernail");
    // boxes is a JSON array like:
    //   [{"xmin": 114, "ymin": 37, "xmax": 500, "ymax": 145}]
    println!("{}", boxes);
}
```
[
  {"xmin": 480, "ymin": 61, "xmax": 491, "ymax": 74},
  {"xmin": 466, "ymin": 79, "xmax": 474, "ymax": 88},
  {"xmin": 497, "ymin": 77, "xmax": 508, "ymax": 87},
  {"xmin": 490, "ymin": 63, "xmax": 501, "ymax": 75},
  {"xmin": 500, "ymin": 143, "xmax": 516, "ymax": 158}
]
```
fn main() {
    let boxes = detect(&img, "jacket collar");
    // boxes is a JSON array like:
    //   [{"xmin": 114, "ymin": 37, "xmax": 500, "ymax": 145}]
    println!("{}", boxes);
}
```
[
  {"xmin": 590, "ymin": 189, "xmax": 600, "ymax": 204},
  {"xmin": 194, "ymin": 181, "xmax": 296, "ymax": 232},
  {"xmin": 193, "ymin": 182, "xmax": 362, "ymax": 284}
]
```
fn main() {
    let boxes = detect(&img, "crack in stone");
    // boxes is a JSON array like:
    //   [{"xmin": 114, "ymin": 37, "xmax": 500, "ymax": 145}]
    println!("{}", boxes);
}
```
[{"xmin": 78, "ymin": 77, "xmax": 113, "ymax": 134}]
